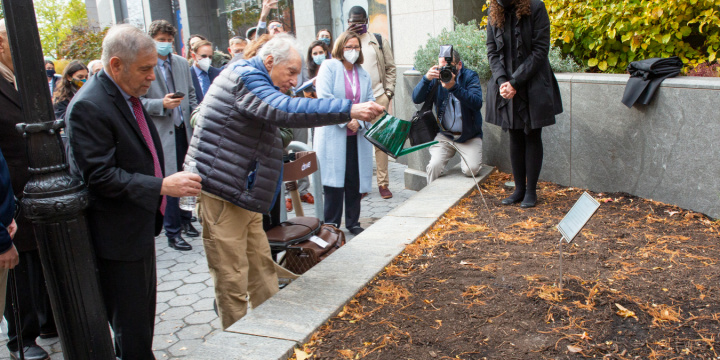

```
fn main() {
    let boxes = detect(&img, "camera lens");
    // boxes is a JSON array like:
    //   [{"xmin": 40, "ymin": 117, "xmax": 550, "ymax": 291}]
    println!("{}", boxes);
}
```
[{"xmin": 439, "ymin": 66, "xmax": 453, "ymax": 83}]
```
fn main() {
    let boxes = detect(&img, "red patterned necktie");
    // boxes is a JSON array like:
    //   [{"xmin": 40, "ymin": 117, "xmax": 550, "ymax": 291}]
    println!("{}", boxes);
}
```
[{"xmin": 129, "ymin": 96, "xmax": 166, "ymax": 215}]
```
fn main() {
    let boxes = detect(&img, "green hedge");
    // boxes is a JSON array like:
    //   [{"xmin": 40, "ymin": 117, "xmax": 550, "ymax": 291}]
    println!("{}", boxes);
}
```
[
  {"xmin": 413, "ymin": 20, "xmax": 584, "ymax": 81},
  {"xmin": 546, "ymin": 0, "xmax": 720, "ymax": 73}
]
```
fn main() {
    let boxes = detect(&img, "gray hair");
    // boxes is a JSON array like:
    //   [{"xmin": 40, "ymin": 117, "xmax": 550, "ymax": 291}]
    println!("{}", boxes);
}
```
[
  {"xmin": 257, "ymin": 33, "xmax": 301, "ymax": 65},
  {"xmin": 87, "ymin": 60, "xmax": 103, "ymax": 75},
  {"xmin": 101, "ymin": 24, "xmax": 156, "ymax": 71}
]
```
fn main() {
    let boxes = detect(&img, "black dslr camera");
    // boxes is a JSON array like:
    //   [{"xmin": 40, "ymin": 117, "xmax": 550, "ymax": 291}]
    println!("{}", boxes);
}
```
[{"xmin": 438, "ymin": 45, "xmax": 457, "ymax": 83}]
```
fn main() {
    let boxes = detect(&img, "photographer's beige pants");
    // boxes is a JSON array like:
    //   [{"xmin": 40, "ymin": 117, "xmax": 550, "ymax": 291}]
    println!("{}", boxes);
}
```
[
  {"xmin": 372, "ymin": 94, "xmax": 391, "ymax": 187},
  {"xmin": 200, "ymin": 193, "xmax": 279, "ymax": 330},
  {"xmin": 426, "ymin": 134, "xmax": 483, "ymax": 184}
]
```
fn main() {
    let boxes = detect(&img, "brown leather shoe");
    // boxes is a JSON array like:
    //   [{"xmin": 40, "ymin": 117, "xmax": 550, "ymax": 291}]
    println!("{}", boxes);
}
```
[
  {"xmin": 300, "ymin": 192, "xmax": 314, "ymax": 204},
  {"xmin": 285, "ymin": 198, "xmax": 293, "ymax": 212},
  {"xmin": 379, "ymin": 186, "xmax": 393, "ymax": 199}
]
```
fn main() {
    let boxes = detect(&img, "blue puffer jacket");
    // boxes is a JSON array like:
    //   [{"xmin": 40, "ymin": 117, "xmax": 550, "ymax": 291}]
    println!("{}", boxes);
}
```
[{"xmin": 185, "ymin": 56, "xmax": 352, "ymax": 213}]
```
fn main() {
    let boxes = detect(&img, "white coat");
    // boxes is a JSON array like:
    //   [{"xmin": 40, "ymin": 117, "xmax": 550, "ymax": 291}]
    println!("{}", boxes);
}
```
[{"xmin": 314, "ymin": 59, "xmax": 375, "ymax": 192}]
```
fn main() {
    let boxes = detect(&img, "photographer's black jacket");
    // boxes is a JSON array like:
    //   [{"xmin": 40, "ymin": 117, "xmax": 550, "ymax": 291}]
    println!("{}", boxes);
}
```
[{"xmin": 411, "ymin": 67, "xmax": 483, "ymax": 143}]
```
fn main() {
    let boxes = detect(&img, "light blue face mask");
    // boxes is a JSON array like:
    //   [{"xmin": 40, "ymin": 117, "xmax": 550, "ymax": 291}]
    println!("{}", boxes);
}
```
[
  {"xmin": 312, "ymin": 54, "xmax": 326, "ymax": 65},
  {"xmin": 155, "ymin": 41, "xmax": 173, "ymax": 56},
  {"xmin": 320, "ymin": 38, "xmax": 331, "ymax": 47}
]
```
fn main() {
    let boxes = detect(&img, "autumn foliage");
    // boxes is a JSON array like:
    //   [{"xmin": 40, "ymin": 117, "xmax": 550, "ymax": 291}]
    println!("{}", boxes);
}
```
[{"xmin": 545, "ymin": 0, "xmax": 720, "ymax": 73}]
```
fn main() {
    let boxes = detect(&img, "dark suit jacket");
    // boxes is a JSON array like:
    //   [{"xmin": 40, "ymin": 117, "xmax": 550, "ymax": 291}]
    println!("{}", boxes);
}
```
[
  {"xmin": 0, "ymin": 76, "xmax": 37, "ymax": 252},
  {"xmin": 66, "ymin": 70, "xmax": 165, "ymax": 261},
  {"xmin": 189, "ymin": 65, "xmax": 221, "ymax": 103}
]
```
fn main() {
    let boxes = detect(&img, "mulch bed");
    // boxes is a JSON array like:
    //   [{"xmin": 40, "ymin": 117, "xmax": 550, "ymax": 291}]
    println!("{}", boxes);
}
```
[{"xmin": 292, "ymin": 171, "xmax": 720, "ymax": 360}]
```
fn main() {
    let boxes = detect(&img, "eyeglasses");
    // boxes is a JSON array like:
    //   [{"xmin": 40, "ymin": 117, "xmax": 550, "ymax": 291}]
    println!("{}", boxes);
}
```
[
  {"xmin": 343, "ymin": 45, "xmax": 361, "ymax": 50},
  {"xmin": 269, "ymin": 24, "xmax": 283, "ymax": 30}
]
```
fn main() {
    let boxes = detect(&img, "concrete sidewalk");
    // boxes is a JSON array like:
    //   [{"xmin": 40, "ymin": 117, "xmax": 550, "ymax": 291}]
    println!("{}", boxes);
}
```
[
  {"xmin": 0, "ymin": 159, "xmax": 420, "ymax": 360},
  {"xmin": 184, "ymin": 165, "xmax": 494, "ymax": 360}
]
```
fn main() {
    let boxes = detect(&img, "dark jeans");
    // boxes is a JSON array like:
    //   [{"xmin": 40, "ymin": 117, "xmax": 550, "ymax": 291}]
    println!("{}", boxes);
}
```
[
  {"xmin": 97, "ymin": 254, "xmax": 156, "ymax": 360},
  {"xmin": 323, "ymin": 135, "xmax": 361, "ymax": 230},
  {"xmin": 4, "ymin": 250, "xmax": 56, "ymax": 352},
  {"xmin": 164, "ymin": 124, "xmax": 192, "ymax": 238}
]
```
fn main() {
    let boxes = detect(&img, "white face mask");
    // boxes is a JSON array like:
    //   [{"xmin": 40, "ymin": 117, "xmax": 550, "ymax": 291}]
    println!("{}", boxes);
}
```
[
  {"xmin": 197, "ymin": 57, "xmax": 212, "ymax": 72},
  {"xmin": 344, "ymin": 50, "xmax": 359, "ymax": 64}
]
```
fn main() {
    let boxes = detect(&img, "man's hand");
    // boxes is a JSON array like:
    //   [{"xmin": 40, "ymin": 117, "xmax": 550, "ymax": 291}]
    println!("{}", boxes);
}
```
[
  {"xmin": 425, "ymin": 65, "xmax": 440, "ymax": 81},
  {"xmin": 500, "ymin": 82, "xmax": 516, "ymax": 99},
  {"xmin": 0, "ymin": 245, "xmax": 19, "ymax": 269},
  {"xmin": 351, "ymin": 101, "xmax": 385, "ymax": 122},
  {"xmin": 441, "ymin": 71, "xmax": 456, "ymax": 90},
  {"xmin": 260, "ymin": 0, "xmax": 279, "ymax": 21},
  {"xmin": 163, "ymin": 93, "xmax": 183, "ymax": 109},
  {"xmin": 7, "ymin": 219, "xmax": 16, "ymax": 239},
  {"xmin": 347, "ymin": 119, "xmax": 360, "ymax": 132},
  {"xmin": 161, "ymin": 172, "xmax": 202, "ymax": 198}
]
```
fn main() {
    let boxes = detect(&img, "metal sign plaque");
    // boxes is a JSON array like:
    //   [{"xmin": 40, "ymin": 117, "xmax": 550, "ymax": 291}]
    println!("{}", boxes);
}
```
[{"xmin": 557, "ymin": 192, "xmax": 601, "ymax": 243}]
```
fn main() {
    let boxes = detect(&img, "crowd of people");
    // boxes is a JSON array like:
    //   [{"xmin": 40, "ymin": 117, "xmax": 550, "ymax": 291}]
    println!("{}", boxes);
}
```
[{"xmin": 0, "ymin": 0, "xmax": 562, "ymax": 358}]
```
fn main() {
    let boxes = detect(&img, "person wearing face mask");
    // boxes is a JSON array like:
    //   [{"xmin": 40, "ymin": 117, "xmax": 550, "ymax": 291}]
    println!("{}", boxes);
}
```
[
  {"xmin": 45, "ymin": 60, "xmax": 62, "ymax": 98},
  {"xmin": 53, "ymin": 60, "xmax": 89, "ymax": 119},
  {"xmin": 314, "ymin": 31, "xmax": 376, "ymax": 236},
  {"xmin": 316, "ymin": 29, "xmax": 333, "ymax": 54},
  {"xmin": 347, "ymin": 6, "xmax": 397, "ymax": 200},
  {"xmin": 190, "ymin": 40, "xmax": 221, "ymax": 104},
  {"xmin": 485, "ymin": 0, "xmax": 562, "ymax": 208},
  {"xmin": 228, "ymin": 36, "xmax": 247, "ymax": 58},
  {"xmin": 306, "ymin": 40, "xmax": 329, "ymax": 83},
  {"xmin": 142, "ymin": 20, "xmax": 200, "ymax": 251},
  {"xmin": 185, "ymin": 33, "xmax": 384, "ymax": 329}
]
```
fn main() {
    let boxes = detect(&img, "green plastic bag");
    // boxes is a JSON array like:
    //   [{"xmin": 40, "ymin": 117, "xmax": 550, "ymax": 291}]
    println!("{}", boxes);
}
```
[{"xmin": 364, "ymin": 113, "xmax": 437, "ymax": 159}]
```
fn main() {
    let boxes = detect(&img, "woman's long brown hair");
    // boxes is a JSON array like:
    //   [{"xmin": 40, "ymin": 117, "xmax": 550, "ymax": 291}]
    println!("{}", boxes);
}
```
[{"xmin": 488, "ymin": 0, "xmax": 531, "ymax": 29}]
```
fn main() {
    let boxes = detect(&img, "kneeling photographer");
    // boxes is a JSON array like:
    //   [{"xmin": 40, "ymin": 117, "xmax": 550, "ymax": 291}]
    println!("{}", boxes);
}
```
[{"xmin": 412, "ymin": 46, "xmax": 483, "ymax": 184}]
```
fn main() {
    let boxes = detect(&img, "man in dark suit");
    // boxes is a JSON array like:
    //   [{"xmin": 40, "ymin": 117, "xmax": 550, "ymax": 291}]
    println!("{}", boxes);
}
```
[
  {"xmin": 65, "ymin": 24, "xmax": 202, "ymax": 359},
  {"xmin": 189, "ymin": 40, "xmax": 221, "ymax": 103},
  {"xmin": 1, "ymin": 19, "xmax": 56, "ymax": 360}
]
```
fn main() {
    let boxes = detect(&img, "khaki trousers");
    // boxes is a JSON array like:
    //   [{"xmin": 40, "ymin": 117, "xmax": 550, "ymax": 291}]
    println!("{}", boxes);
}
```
[
  {"xmin": 372, "ymin": 94, "xmax": 391, "ymax": 187},
  {"xmin": 0, "ymin": 267, "xmax": 7, "ymax": 315},
  {"xmin": 200, "ymin": 193, "xmax": 279, "ymax": 329},
  {"xmin": 426, "ymin": 133, "xmax": 483, "ymax": 184}
]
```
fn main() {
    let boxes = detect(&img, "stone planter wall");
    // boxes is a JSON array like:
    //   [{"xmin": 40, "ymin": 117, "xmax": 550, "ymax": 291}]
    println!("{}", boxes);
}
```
[{"xmin": 400, "ymin": 71, "xmax": 720, "ymax": 219}]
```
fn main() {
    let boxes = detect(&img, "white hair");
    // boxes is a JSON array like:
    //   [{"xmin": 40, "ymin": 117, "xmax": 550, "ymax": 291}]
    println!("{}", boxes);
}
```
[
  {"xmin": 257, "ymin": 33, "xmax": 301, "ymax": 65},
  {"xmin": 87, "ymin": 59, "xmax": 103, "ymax": 75},
  {"xmin": 101, "ymin": 24, "xmax": 156, "ymax": 71}
]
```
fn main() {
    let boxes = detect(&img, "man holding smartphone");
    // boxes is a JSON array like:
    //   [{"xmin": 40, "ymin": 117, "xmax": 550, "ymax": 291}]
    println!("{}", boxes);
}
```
[{"xmin": 141, "ymin": 20, "xmax": 199, "ymax": 251}]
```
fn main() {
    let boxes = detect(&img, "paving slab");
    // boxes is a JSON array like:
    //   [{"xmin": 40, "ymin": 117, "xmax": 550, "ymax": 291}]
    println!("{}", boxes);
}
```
[{"xmin": 185, "ymin": 332, "xmax": 296, "ymax": 360}]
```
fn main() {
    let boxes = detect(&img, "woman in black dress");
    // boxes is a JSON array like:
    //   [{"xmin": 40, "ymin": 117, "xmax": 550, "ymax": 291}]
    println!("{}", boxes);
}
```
[{"xmin": 485, "ymin": 0, "xmax": 563, "ymax": 208}]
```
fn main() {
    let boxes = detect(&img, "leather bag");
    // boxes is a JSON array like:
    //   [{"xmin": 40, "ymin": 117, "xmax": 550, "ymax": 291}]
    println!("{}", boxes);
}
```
[
  {"xmin": 282, "ymin": 224, "xmax": 346, "ymax": 274},
  {"xmin": 408, "ymin": 82, "xmax": 440, "ymax": 146},
  {"xmin": 266, "ymin": 217, "xmax": 346, "ymax": 274}
]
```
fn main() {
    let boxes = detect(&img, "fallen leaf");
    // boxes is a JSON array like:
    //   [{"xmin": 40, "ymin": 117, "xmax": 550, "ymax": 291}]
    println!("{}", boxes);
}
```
[
  {"xmin": 615, "ymin": 303, "xmax": 638, "ymax": 320},
  {"xmin": 459, "ymin": 260, "xmax": 474, "ymax": 266},
  {"xmin": 665, "ymin": 210, "xmax": 680, "ymax": 216},
  {"xmin": 295, "ymin": 348, "xmax": 310, "ymax": 360},
  {"xmin": 178, "ymin": 347, "xmax": 187, "ymax": 351},
  {"xmin": 567, "ymin": 345, "xmax": 583, "ymax": 353}
]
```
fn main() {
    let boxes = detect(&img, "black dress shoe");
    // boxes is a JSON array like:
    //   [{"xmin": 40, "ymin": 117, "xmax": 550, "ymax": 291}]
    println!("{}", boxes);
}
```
[
  {"xmin": 190, "ymin": 216, "xmax": 198, "ymax": 222},
  {"xmin": 182, "ymin": 222, "xmax": 200, "ymax": 237},
  {"xmin": 501, "ymin": 190, "xmax": 525, "ymax": 205},
  {"xmin": 520, "ymin": 191, "xmax": 537, "ymax": 208},
  {"xmin": 168, "ymin": 236, "xmax": 192, "ymax": 251},
  {"xmin": 10, "ymin": 344, "xmax": 50, "ymax": 360},
  {"xmin": 348, "ymin": 226, "xmax": 365, "ymax": 235},
  {"xmin": 39, "ymin": 330, "xmax": 58, "ymax": 339}
]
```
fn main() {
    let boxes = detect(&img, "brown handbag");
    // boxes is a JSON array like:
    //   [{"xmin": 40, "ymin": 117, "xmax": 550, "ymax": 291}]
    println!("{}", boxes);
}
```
[{"xmin": 282, "ymin": 224, "xmax": 346, "ymax": 274}]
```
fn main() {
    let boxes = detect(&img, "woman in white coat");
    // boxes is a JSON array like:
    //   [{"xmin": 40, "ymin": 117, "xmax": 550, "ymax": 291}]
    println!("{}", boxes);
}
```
[{"xmin": 314, "ymin": 31, "xmax": 375, "ymax": 235}]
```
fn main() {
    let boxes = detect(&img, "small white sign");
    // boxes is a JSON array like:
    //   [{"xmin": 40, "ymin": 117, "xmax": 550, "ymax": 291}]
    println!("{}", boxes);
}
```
[
  {"xmin": 309, "ymin": 235, "xmax": 329, "ymax": 248},
  {"xmin": 557, "ymin": 192, "xmax": 601, "ymax": 243}
]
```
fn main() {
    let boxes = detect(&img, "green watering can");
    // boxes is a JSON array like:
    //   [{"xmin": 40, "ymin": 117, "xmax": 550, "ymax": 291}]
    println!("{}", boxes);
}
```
[{"xmin": 363, "ymin": 112, "xmax": 438, "ymax": 159}]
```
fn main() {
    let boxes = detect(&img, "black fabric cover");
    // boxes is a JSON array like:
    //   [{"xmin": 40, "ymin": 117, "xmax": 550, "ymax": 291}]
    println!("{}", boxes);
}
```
[{"xmin": 621, "ymin": 57, "xmax": 683, "ymax": 108}]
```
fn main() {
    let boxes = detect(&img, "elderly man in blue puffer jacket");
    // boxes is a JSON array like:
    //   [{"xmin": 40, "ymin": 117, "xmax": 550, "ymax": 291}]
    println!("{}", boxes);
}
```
[{"xmin": 185, "ymin": 34, "xmax": 384, "ymax": 329}]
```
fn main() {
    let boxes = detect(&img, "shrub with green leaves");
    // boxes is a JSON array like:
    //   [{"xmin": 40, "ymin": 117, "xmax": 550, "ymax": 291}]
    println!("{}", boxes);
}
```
[
  {"xmin": 546, "ymin": 0, "xmax": 720, "ymax": 73},
  {"xmin": 414, "ymin": 20, "xmax": 584, "ymax": 81}
]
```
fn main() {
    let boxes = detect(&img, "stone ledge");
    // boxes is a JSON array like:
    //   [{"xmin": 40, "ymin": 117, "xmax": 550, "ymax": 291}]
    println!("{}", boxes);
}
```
[{"xmin": 184, "ymin": 166, "xmax": 495, "ymax": 359}]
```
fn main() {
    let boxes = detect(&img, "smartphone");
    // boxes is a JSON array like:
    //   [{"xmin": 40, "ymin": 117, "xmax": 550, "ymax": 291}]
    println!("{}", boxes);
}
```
[{"xmin": 170, "ymin": 92, "xmax": 185, "ymax": 99}]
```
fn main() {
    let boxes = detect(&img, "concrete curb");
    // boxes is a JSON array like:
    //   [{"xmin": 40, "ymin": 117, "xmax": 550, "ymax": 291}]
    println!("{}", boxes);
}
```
[{"xmin": 185, "ymin": 165, "xmax": 496, "ymax": 360}]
